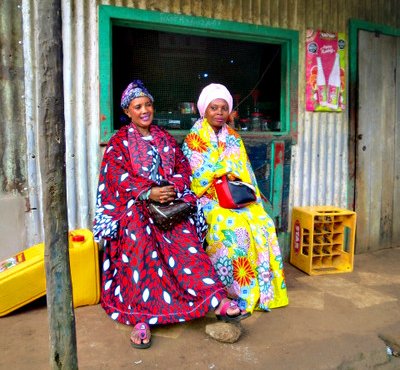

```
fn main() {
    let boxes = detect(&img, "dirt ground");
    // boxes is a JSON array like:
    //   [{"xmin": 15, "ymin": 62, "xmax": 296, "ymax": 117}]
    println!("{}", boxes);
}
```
[{"xmin": 1, "ymin": 247, "xmax": 400, "ymax": 370}]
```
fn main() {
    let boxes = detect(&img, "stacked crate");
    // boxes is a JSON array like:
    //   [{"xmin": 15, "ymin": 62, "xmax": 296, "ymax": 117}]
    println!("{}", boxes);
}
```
[{"xmin": 290, "ymin": 206, "xmax": 356, "ymax": 275}]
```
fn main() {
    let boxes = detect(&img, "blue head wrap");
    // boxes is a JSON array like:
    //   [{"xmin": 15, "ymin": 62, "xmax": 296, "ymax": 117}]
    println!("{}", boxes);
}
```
[{"xmin": 120, "ymin": 80, "xmax": 154, "ymax": 109}]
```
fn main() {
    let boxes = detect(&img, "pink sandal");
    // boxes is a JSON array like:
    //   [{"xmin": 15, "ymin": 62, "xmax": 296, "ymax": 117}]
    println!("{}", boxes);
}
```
[
  {"xmin": 130, "ymin": 322, "xmax": 152, "ymax": 349},
  {"xmin": 215, "ymin": 300, "xmax": 251, "ymax": 323}
]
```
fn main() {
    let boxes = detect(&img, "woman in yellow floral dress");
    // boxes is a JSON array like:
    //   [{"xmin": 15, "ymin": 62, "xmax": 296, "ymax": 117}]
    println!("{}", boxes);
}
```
[{"xmin": 182, "ymin": 83, "xmax": 288, "ymax": 315}]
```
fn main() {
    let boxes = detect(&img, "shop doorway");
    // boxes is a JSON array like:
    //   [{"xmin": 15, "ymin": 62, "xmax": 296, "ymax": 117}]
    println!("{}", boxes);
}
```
[{"xmin": 355, "ymin": 28, "xmax": 400, "ymax": 252}]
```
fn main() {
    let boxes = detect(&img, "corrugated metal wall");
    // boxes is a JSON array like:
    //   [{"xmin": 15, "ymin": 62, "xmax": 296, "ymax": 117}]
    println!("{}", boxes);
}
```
[
  {"xmin": 2, "ymin": 0, "xmax": 399, "ymax": 250},
  {"xmin": 0, "ymin": 2, "xmax": 26, "ymax": 194},
  {"xmin": 0, "ymin": 1, "xmax": 30, "ymax": 256}
]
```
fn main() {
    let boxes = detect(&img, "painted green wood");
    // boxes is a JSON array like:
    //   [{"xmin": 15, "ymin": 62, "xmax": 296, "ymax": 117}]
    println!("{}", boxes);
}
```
[
  {"xmin": 278, "ymin": 232, "xmax": 291, "ymax": 261},
  {"xmin": 272, "ymin": 141, "xmax": 285, "ymax": 229},
  {"xmin": 99, "ymin": 7, "xmax": 113, "ymax": 141},
  {"xmin": 98, "ymin": 5, "xmax": 299, "ymax": 143}
]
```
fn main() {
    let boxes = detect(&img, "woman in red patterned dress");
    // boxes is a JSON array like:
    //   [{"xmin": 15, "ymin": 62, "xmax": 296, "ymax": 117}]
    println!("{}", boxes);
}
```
[{"xmin": 93, "ymin": 80, "xmax": 249, "ymax": 349}]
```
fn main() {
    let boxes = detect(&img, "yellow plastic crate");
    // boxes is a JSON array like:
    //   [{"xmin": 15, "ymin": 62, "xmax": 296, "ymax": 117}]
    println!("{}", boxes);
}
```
[
  {"xmin": 290, "ymin": 206, "xmax": 356, "ymax": 275},
  {"xmin": 0, "ymin": 229, "xmax": 100, "ymax": 316}
]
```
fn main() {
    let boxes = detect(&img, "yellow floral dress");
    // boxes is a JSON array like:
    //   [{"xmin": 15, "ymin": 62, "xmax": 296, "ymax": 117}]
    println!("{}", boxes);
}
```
[{"xmin": 182, "ymin": 118, "xmax": 288, "ymax": 313}]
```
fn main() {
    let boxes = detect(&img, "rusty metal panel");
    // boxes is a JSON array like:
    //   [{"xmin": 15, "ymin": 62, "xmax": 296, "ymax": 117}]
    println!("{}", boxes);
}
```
[
  {"xmin": 0, "ymin": 2, "xmax": 31, "ymax": 254},
  {"xmin": 395, "ymin": 36, "xmax": 400, "ymax": 246},
  {"xmin": 0, "ymin": 2, "xmax": 27, "ymax": 194}
]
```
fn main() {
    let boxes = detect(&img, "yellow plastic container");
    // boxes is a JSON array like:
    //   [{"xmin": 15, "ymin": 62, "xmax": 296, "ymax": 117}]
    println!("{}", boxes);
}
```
[
  {"xmin": 0, "ymin": 244, "xmax": 46, "ymax": 317},
  {"xmin": 0, "ymin": 229, "xmax": 100, "ymax": 316},
  {"xmin": 68, "ymin": 229, "xmax": 101, "ymax": 308},
  {"xmin": 290, "ymin": 206, "xmax": 356, "ymax": 275}
]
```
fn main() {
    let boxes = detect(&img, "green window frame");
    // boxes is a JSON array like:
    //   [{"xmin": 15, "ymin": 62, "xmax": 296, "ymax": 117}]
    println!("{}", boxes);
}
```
[{"xmin": 99, "ymin": 5, "xmax": 299, "ymax": 143}]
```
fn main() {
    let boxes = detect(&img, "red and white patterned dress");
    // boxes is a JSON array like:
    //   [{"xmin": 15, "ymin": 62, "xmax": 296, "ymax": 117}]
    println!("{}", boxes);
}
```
[{"xmin": 93, "ymin": 123, "xmax": 226, "ymax": 327}]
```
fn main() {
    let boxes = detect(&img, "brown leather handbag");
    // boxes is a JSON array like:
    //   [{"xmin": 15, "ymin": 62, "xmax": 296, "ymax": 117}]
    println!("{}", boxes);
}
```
[{"xmin": 148, "ymin": 199, "xmax": 196, "ymax": 231}]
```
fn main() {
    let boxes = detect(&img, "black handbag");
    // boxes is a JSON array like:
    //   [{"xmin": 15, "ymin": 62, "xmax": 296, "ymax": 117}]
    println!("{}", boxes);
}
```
[
  {"xmin": 214, "ymin": 175, "xmax": 257, "ymax": 209},
  {"xmin": 148, "ymin": 199, "xmax": 196, "ymax": 231}
]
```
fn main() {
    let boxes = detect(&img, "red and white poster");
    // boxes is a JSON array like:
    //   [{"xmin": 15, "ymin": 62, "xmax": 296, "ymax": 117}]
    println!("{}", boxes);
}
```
[{"xmin": 305, "ymin": 29, "xmax": 346, "ymax": 112}]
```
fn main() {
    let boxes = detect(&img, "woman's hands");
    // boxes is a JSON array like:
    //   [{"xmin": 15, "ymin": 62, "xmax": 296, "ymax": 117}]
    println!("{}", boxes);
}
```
[{"xmin": 149, "ymin": 185, "xmax": 176, "ymax": 203}]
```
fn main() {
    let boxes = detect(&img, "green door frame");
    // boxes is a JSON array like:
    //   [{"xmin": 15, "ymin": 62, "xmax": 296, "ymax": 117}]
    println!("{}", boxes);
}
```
[
  {"xmin": 348, "ymin": 19, "xmax": 400, "ymax": 209},
  {"xmin": 98, "ymin": 5, "xmax": 299, "ymax": 143}
]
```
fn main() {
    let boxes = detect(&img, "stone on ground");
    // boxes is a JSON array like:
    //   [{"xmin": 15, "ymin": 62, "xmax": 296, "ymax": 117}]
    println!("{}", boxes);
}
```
[{"xmin": 205, "ymin": 322, "xmax": 242, "ymax": 343}]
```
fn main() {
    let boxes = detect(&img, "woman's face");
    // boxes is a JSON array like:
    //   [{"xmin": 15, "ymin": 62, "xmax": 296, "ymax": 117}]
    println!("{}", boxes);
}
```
[
  {"xmin": 124, "ymin": 96, "xmax": 154, "ymax": 134},
  {"xmin": 204, "ymin": 98, "xmax": 230, "ymax": 132}
]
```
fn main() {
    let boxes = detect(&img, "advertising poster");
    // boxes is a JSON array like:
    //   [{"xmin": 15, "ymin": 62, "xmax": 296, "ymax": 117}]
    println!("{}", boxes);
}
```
[{"xmin": 306, "ymin": 30, "xmax": 347, "ymax": 112}]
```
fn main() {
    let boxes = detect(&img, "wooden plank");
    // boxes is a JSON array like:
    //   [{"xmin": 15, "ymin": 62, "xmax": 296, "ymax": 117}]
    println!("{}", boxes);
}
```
[
  {"xmin": 392, "ymin": 36, "xmax": 400, "ymax": 244},
  {"xmin": 356, "ymin": 30, "xmax": 375, "ymax": 252},
  {"xmin": 365, "ymin": 32, "xmax": 384, "ymax": 251},
  {"xmin": 272, "ymin": 141, "xmax": 285, "ymax": 229},
  {"xmin": 379, "ymin": 34, "xmax": 396, "ymax": 248},
  {"xmin": 35, "ymin": 1, "xmax": 78, "ymax": 368}
]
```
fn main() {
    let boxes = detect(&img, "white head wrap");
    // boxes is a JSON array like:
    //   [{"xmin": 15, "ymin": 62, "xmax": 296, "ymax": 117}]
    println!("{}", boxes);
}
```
[{"xmin": 197, "ymin": 83, "xmax": 233, "ymax": 117}]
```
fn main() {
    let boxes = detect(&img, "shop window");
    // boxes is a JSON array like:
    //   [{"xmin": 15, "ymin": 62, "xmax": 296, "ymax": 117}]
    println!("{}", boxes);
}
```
[
  {"xmin": 113, "ymin": 27, "xmax": 281, "ymax": 133},
  {"xmin": 99, "ymin": 6, "xmax": 298, "ymax": 143}
]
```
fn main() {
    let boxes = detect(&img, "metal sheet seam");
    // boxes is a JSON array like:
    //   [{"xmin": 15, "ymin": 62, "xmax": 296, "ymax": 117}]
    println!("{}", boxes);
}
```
[
  {"xmin": 62, "ymin": 0, "xmax": 78, "ymax": 230},
  {"xmin": 62, "ymin": 0, "xmax": 101, "ymax": 230},
  {"xmin": 87, "ymin": 0, "xmax": 101, "ymax": 230},
  {"xmin": 74, "ymin": 0, "xmax": 90, "ymax": 228},
  {"xmin": 21, "ymin": 0, "xmax": 43, "ymax": 246}
]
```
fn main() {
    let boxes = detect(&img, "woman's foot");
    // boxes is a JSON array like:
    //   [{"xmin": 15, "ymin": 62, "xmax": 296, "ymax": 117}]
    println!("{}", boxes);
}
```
[
  {"xmin": 214, "ymin": 299, "xmax": 251, "ymax": 323},
  {"xmin": 130, "ymin": 322, "xmax": 152, "ymax": 349}
]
